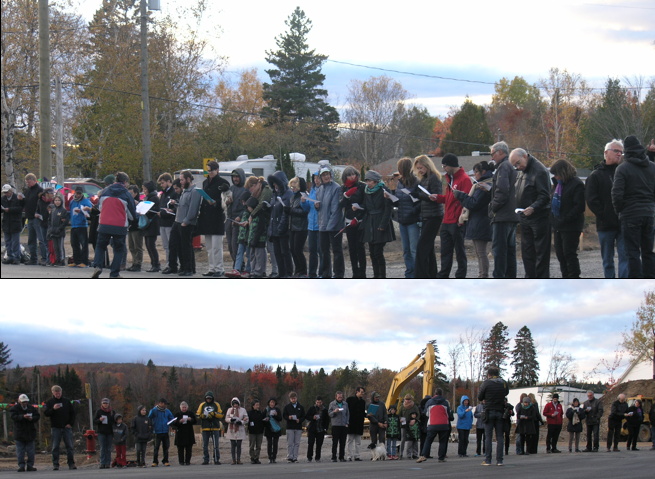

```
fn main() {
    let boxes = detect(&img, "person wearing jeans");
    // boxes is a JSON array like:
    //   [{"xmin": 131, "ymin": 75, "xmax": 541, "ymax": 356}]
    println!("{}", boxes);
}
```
[
  {"xmin": 149, "ymin": 399, "xmax": 174, "ymax": 466},
  {"xmin": 477, "ymin": 366, "xmax": 510, "ymax": 466},
  {"xmin": 44, "ymin": 385, "xmax": 77, "ymax": 470}
]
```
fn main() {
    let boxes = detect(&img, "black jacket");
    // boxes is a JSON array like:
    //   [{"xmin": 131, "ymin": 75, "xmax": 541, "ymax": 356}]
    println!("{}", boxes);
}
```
[
  {"xmin": 551, "ymin": 176, "xmax": 585, "ymax": 232},
  {"xmin": 361, "ymin": 186, "xmax": 395, "ymax": 244},
  {"xmin": 44, "ymin": 396, "xmax": 76, "ymax": 428},
  {"xmin": 416, "ymin": 174, "xmax": 444, "ymax": 220},
  {"xmin": 478, "ymin": 377, "xmax": 510, "ymax": 412},
  {"xmin": 489, "ymin": 155, "xmax": 518, "ymax": 223},
  {"xmin": 305, "ymin": 405, "xmax": 330, "ymax": 434},
  {"xmin": 608, "ymin": 400, "xmax": 629, "ymax": 426},
  {"xmin": 453, "ymin": 172, "xmax": 493, "ymax": 241},
  {"xmin": 611, "ymin": 152, "xmax": 655, "ymax": 219},
  {"xmin": 585, "ymin": 161, "xmax": 620, "ymax": 231},
  {"xmin": 394, "ymin": 178, "xmax": 421, "ymax": 225},
  {"xmin": 159, "ymin": 186, "xmax": 178, "ymax": 228},
  {"xmin": 10, "ymin": 403, "xmax": 40, "ymax": 442},
  {"xmin": 196, "ymin": 175, "xmax": 230, "ymax": 235},
  {"xmin": 141, "ymin": 190, "xmax": 160, "ymax": 237},
  {"xmin": 248, "ymin": 408, "xmax": 266, "ymax": 435},
  {"xmin": 173, "ymin": 410, "xmax": 197, "ymax": 447},
  {"xmin": 515, "ymin": 155, "xmax": 551, "ymax": 222},
  {"xmin": 2, "ymin": 192, "xmax": 24, "ymax": 234},
  {"xmin": 565, "ymin": 406, "xmax": 586, "ymax": 433},
  {"xmin": 346, "ymin": 395, "xmax": 366, "ymax": 435},
  {"xmin": 341, "ymin": 182, "xmax": 366, "ymax": 222},
  {"xmin": 94, "ymin": 407, "xmax": 116, "ymax": 435},
  {"xmin": 130, "ymin": 413, "xmax": 152, "ymax": 442},
  {"xmin": 516, "ymin": 404, "xmax": 538, "ymax": 435},
  {"xmin": 228, "ymin": 169, "xmax": 247, "ymax": 220},
  {"xmin": 23, "ymin": 183, "xmax": 43, "ymax": 220},
  {"xmin": 289, "ymin": 191, "xmax": 309, "ymax": 232},
  {"xmin": 268, "ymin": 171, "xmax": 293, "ymax": 237},
  {"xmin": 282, "ymin": 402, "xmax": 306, "ymax": 431}
]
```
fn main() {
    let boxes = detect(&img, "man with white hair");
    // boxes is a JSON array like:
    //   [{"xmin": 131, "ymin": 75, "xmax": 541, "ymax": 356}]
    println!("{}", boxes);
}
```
[
  {"xmin": 585, "ymin": 140, "xmax": 628, "ymax": 278},
  {"xmin": 607, "ymin": 393, "xmax": 628, "ymax": 452}
]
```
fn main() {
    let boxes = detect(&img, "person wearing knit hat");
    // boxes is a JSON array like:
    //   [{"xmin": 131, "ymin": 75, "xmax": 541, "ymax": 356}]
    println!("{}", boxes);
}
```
[
  {"xmin": 225, "ymin": 398, "xmax": 248, "ymax": 464},
  {"xmin": 10, "ymin": 394, "xmax": 41, "ymax": 472},
  {"xmin": 316, "ymin": 164, "xmax": 345, "ymax": 278},
  {"xmin": 341, "ymin": 166, "xmax": 367, "ymax": 278},
  {"xmin": 611, "ymin": 135, "xmax": 655, "ymax": 278},
  {"xmin": 196, "ymin": 391, "xmax": 224, "ymax": 464},
  {"xmin": 435, "ymin": 153, "xmax": 473, "ymax": 278},
  {"xmin": 103, "ymin": 174, "xmax": 115, "ymax": 186},
  {"xmin": 361, "ymin": 170, "xmax": 396, "ymax": 278}
]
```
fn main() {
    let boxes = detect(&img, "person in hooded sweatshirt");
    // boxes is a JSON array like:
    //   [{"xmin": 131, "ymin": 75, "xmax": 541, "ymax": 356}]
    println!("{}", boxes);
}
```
[
  {"xmin": 288, "ymin": 177, "xmax": 311, "ymax": 277},
  {"xmin": 111, "ymin": 414, "xmax": 128, "ymax": 468},
  {"xmin": 586, "ymin": 139, "xmax": 629, "ymax": 278},
  {"xmin": 611, "ymin": 135, "xmax": 655, "ymax": 278},
  {"xmin": 131, "ymin": 405, "xmax": 151, "ymax": 467},
  {"xmin": 416, "ymin": 389, "xmax": 453, "ymax": 463},
  {"xmin": 456, "ymin": 395, "xmax": 474, "ymax": 457},
  {"xmin": 268, "ymin": 170, "xmax": 294, "ymax": 278},
  {"xmin": 196, "ymin": 391, "xmax": 224, "ymax": 465},
  {"xmin": 225, "ymin": 398, "xmax": 249, "ymax": 465}
]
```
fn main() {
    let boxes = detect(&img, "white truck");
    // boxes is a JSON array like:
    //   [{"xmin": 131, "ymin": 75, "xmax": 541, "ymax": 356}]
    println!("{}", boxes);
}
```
[{"xmin": 218, "ymin": 153, "xmax": 347, "ymax": 182}]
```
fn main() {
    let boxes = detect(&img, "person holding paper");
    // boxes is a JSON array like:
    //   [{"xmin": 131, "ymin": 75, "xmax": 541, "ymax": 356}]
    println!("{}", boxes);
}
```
[
  {"xmin": 226, "ymin": 169, "xmax": 247, "ymax": 267},
  {"xmin": 360, "ymin": 170, "xmax": 395, "ymax": 278},
  {"xmin": 328, "ymin": 391, "xmax": 350, "ymax": 462},
  {"xmin": 283, "ymin": 392, "xmax": 305, "ymax": 463},
  {"xmin": 316, "ymin": 165, "xmax": 345, "ymax": 278},
  {"xmin": 225, "ymin": 398, "xmax": 249, "ymax": 465},
  {"xmin": 288, "ymin": 177, "xmax": 311, "ymax": 277},
  {"xmin": 149, "ymin": 398, "xmax": 174, "ymax": 466},
  {"xmin": 174, "ymin": 171, "xmax": 202, "ymax": 276},
  {"xmin": 453, "ymin": 161, "xmax": 494, "ymax": 278},
  {"xmin": 340, "ymin": 166, "xmax": 367, "ymax": 278},
  {"xmin": 267, "ymin": 171, "xmax": 294, "ymax": 278},
  {"xmin": 413, "ymin": 155, "xmax": 444, "ymax": 278},
  {"xmin": 488, "ymin": 141, "xmax": 518, "ymax": 278},
  {"xmin": 157, "ymin": 173, "xmax": 178, "ymax": 273},
  {"xmin": 126, "ymin": 185, "xmax": 144, "ymax": 272},
  {"xmin": 393, "ymin": 158, "xmax": 421, "ymax": 278},
  {"xmin": 68, "ymin": 186, "xmax": 92, "ymax": 267},
  {"xmin": 248, "ymin": 400, "xmax": 266, "ymax": 464},
  {"xmin": 433, "ymin": 154, "xmax": 472, "ymax": 279},
  {"xmin": 543, "ymin": 393, "xmax": 564, "ymax": 453},
  {"xmin": 196, "ymin": 160, "xmax": 230, "ymax": 277},
  {"xmin": 94, "ymin": 398, "xmax": 116, "ymax": 468},
  {"xmin": 306, "ymin": 396, "xmax": 330, "ymax": 462},
  {"xmin": 11, "ymin": 394, "xmax": 40, "ymax": 472},
  {"xmin": 582, "ymin": 390, "xmax": 603, "ymax": 452},
  {"xmin": 139, "ymin": 181, "xmax": 161, "ymax": 272},
  {"xmin": 244, "ymin": 176, "xmax": 273, "ymax": 278},
  {"xmin": 307, "ymin": 172, "xmax": 323, "ymax": 277},
  {"xmin": 173, "ymin": 401, "xmax": 196, "ymax": 465},
  {"xmin": 346, "ymin": 387, "xmax": 367, "ymax": 461},
  {"xmin": 263, "ymin": 398, "xmax": 282, "ymax": 463},
  {"xmin": 510, "ymin": 149, "xmax": 552, "ymax": 278},
  {"xmin": 367, "ymin": 392, "xmax": 388, "ymax": 449}
]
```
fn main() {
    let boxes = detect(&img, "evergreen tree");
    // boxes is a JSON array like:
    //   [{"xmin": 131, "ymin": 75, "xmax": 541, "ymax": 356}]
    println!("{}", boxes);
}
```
[
  {"xmin": 442, "ymin": 98, "xmax": 493, "ymax": 156},
  {"xmin": 482, "ymin": 322, "xmax": 511, "ymax": 375},
  {"xmin": 510, "ymin": 326, "xmax": 540, "ymax": 387},
  {"xmin": 0, "ymin": 342, "xmax": 12, "ymax": 372},
  {"xmin": 262, "ymin": 7, "xmax": 339, "ymax": 159}
]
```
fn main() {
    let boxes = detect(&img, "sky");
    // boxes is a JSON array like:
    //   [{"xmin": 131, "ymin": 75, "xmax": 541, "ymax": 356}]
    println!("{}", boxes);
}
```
[
  {"xmin": 74, "ymin": 0, "xmax": 655, "ymax": 117},
  {"xmin": 2, "ymin": 279, "xmax": 653, "ymax": 385}
]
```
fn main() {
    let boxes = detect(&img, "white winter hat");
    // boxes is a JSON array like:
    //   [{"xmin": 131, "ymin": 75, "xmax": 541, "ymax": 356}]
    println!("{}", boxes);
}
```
[
  {"xmin": 2, "ymin": 184, "xmax": 13, "ymax": 193},
  {"xmin": 19, "ymin": 394, "xmax": 29, "ymax": 402}
]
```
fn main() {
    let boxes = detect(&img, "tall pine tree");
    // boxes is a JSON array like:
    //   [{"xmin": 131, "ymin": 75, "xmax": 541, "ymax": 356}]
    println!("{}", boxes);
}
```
[
  {"xmin": 262, "ymin": 7, "xmax": 339, "ymax": 159},
  {"xmin": 482, "ymin": 322, "xmax": 510, "ymax": 375},
  {"xmin": 510, "ymin": 325, "xmax": 540, "ymax": 387},
  {"xmin": 442, "ymin": 98, "xmax": 493, "ymax": 156}
]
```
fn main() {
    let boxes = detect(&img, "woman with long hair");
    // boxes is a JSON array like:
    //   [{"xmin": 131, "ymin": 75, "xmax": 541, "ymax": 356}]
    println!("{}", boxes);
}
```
[
  {"xmin": 413, "ymin": 155, "xmax": 443, "ymax": 278},
  {"xmin": 341, "ymin": 166, "xmax": 367, "ymax": 278},
  {"xmin": 394, "ymin": 158, "xmax": 421, "ymax": 278}
]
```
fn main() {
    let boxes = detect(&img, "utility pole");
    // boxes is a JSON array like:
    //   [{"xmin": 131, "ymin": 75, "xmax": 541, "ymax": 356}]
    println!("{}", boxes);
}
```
[
  {"xmin": 140, "ymin": 0, "xmax": 152, "ymax": 182},
  {"xmin": 55, "ymin": 78, "xmax": 64, "ymax": 183},
  {"xmin": 38, "ymin": 0, "xmax": 52, "ymax": 180}
]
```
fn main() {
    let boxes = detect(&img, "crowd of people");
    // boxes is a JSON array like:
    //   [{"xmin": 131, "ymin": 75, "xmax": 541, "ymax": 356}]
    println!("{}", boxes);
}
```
[
  {"xmin": 2, "ymin": 136, "xmax": 654, "ymax": 278},
  {"xmin": 10, "ymin": 374, "xmax": 655, "ymax": 472}
]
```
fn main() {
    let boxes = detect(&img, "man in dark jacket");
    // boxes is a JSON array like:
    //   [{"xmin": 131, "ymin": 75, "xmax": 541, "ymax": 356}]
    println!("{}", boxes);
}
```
[
  {"xmin": 226, "ymin": 168, "xmax": 247, "ymax": 267},
  {"xmin": 416, "ymin": 389, "xmax": 453, "ymax": 463},
  {"xmin": 283, "ymin": 392, "xmax": 305, "ymax": 463},
  {"xmin": 196, "ymin": 160, "xmax": 230, "ymax": 277},
  {"xmin": 1, "ymin": 184, "xmax": 24, "ymax": 264},
  {"xmin": 511, "ymin": 149, "xmax": 551, "ymax": 278},
  {"xmin": 488, "ymin": 142, "xmax": 518, "ymax": 278},
  {"xmin": 305, "ymin": 396, "xmax": 330, "ymax": 462},
  {"xmin": 586, "ymin": 140, "xmax": 628, "ymax": 278},
  {"xmin": 157, "ymin": 173, "xmax": 178, "ymax": 273},
  {"xmin": 611, "ymin": 135, "xmax": 655, "ymax": 278},
  {"xmin": 346, "ymin": 387, "xmax": 366, "ymax": 461},
  {"xmin": 248, "ymin": 400, "xmax": 266, "ymax": 464},
  {"xmin": 478, "ymin": 366, "xmax": 510, "ymax": 466},
  {"xmin": 607, "ymin": 394, "xmax": 629, "ymax": 452},
  {"xmin": 91, "ymin": 172, "xmax": 137, "ymax": 278},
  {"xmin": 21, "ymin": 173, "xmax": 43, "ymax": 265},
  {"xmin": 44, "ymin": 385, "xmax": 77, "ymax": 470},
  {"xmin": 582, "ymin": 390, "xmax": 603, "ymax": 452},
  {"xmin": 11, "ymin": 394, "xmax": 40, "ymax": 472}
]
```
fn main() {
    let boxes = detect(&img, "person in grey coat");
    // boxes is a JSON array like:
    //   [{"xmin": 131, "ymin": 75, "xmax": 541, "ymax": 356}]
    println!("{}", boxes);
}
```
[
  {"xmin": 175, "ymin": 170, "xmax": 202, "ymax": 276},
  {"xmin": 328, "ymin": 391, "xmax": 350, "ymax": 462},
  {"xmin": 316, "ymin": 165, "xmax": 345, "ymax": 278}
]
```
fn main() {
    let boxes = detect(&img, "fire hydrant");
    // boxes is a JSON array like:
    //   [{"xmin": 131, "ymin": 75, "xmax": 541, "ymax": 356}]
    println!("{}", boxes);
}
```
[{"xmin": 84, "ymin": 429, "xmax": 98, "ymax": 457}]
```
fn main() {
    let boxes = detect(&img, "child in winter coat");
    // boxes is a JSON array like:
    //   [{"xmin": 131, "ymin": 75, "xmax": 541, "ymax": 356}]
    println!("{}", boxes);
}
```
[
  {"xmin": 46, "ymin": 195, "xmax": 69, "ymax": 266},
  {"xmin": 131, "ymin": 406, "xmax": 151, "ymax": 467},
  {"xmin": 386, "ymin": 405, "xmax": 401, "ymax": 460},
  {"xmin": 456, "ymin": 395, "xmax": 474, "ymax": 457},
  {"xmin": 226, "ymin": 192, "xmax": 252, "ymax": 278},
  {"xmin": 111, "ymin": 414, "xmax": 128, "ymax": 467},
  {"xmin": 404, "ymin": 411, "xmax": 421, "ymax": 457}
]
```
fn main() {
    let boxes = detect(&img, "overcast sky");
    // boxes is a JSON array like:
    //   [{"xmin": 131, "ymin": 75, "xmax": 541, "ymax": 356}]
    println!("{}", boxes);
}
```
[
  {"xmin": 2, "ymin": 279, "xmax": 653, "ymax": 384},
  {"xmin": 75, "ymin": 0, "xmax": 655, "ymax": 117}
]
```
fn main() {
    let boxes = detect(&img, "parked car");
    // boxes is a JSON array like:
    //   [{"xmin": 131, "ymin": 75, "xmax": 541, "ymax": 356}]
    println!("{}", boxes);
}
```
[{"xmin": 61, "ymin": 178, "xmax": 103, "ymax": 209}]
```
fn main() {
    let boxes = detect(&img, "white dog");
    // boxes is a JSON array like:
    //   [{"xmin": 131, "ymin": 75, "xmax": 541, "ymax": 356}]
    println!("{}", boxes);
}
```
[{"xmin": 370, "ymin": 443, "xmax": 387, "ymax": 461}]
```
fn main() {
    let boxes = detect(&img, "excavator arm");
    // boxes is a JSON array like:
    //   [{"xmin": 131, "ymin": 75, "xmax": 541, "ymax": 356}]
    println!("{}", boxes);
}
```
[{"xmin": 385, "ymin": 341, "xmax": 436, "ymax": 410}]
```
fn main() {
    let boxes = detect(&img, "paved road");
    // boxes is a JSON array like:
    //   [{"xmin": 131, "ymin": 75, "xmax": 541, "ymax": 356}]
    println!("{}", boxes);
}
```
[{"xmin": 1, "ymin": 449, "xmax": 652, "ymax": 478}]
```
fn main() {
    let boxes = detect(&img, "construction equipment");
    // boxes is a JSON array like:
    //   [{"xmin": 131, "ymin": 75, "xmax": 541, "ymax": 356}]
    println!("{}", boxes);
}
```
[
  {"xmin": 385, "ymin": 341, "xmax": 436, "ymax": 410},
  {"xmin": 620, "ymin": 395, "xmax": 653, "ymax": 442}
]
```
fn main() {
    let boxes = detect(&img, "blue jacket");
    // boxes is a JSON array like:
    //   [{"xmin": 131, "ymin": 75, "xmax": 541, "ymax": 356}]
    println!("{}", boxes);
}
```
[
  {"xmin": 148, "ymin": 406, "xmax": 174, "ymax": 434},
  {"xmin": 456, "ymin": 395, "xmax": 474, "ymax": 430},
  {"xmin": 69, "ymin": 196, "xmax": 93, "ymax": 228},
  {"xmin": 308, "ymin": 187, "xmax": 319, "ymax": 231}
]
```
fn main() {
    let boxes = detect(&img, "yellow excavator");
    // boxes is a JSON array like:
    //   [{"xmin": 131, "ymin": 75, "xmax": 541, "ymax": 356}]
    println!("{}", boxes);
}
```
[{"xmin": 385, "ymin": 341, "xmax": 436, "ymax": 410}]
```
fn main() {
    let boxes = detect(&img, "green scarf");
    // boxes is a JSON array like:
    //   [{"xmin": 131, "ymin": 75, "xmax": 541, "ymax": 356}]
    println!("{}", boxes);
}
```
[{"xmin": 365, "ymin": 180, "xmax": 385, "ymax": 194}]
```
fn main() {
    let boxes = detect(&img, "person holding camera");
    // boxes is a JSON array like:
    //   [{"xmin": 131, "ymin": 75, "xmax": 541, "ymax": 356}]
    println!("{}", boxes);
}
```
[{"xmin": 225, "ymin": 398, "xmax": 249, "ymax": 465}]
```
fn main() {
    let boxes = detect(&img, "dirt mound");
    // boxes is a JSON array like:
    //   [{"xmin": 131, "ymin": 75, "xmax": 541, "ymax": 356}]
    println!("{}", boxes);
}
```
[{"xmin": 598, "ymin": 379, "xmax": 654, "ymax": 443}]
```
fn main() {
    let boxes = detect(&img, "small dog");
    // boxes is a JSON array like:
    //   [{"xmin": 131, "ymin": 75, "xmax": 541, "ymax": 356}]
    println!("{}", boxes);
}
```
[{"xmin": 370, "ymin": 443, "xmax": 387, "ymax": 461}]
